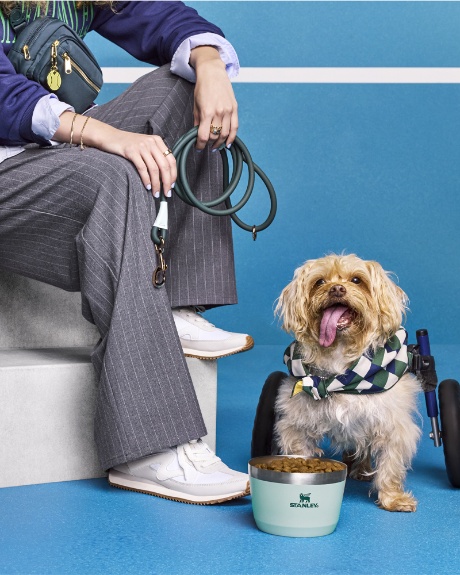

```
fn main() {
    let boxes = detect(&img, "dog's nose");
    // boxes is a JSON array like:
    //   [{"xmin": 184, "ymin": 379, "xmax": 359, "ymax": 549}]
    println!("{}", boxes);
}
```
[{"xmin": 329, "ymin": 284, "xmax": 346, "ymax": 297}]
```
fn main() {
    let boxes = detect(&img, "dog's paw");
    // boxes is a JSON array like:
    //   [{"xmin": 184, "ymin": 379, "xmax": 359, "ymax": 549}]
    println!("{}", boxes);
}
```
[
  {"xmin": 376, "ymin": 491, "xmax": 417, "ymax": 512},
  {"xmin": 285, "ymin": 447, "xmax": 324, "ymax": 457}
]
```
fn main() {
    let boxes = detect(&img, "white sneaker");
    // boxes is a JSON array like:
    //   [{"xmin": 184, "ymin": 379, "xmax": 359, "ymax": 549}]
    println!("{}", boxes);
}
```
[
  {"xmin": 172, "ymin": 307, "xmax": 254, "ymax": 360},
  {"xmin": 108, "ymin": 440, "xmax": 250, "ymax": 504}
]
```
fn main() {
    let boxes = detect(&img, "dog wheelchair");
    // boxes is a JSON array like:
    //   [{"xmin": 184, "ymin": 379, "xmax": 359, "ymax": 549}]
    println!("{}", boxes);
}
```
[{"xmin": 251, "ymin": 329, "xmax": 460, "ymax": 488}]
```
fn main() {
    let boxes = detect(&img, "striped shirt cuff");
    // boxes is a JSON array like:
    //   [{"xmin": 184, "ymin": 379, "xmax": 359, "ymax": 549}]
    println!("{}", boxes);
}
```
[
  {"xmin": 170, "ymin": 32, "xmax": 240, "ymax": 83},
  {"xmin": 31, "ymin": 94, "xmax": 74, "ymax": 141}
]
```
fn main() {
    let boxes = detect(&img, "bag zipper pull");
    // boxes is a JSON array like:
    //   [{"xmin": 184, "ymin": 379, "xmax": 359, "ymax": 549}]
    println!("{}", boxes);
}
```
[
  {"xmin": 22, "ymin": 45, "xmax": 30, "ymax": 60},
  {"xmin": 63, "ymin": 53, "xmax": 72, "ymax": 74},
  {"xmin": 50, "ymin": 40, "xmax": 59, "ymax": 68}
]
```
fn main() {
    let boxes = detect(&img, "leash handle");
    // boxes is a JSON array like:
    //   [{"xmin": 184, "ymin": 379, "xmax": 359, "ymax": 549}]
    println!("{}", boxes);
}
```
[{"xmin": 172, "ymin": 127, "xmax": 277, "ymax": 233}]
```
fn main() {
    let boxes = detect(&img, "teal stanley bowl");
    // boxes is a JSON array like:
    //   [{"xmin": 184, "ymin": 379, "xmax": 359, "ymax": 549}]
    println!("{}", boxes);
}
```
[{"xmin": 249, "ymin": 456, "xmax": 347, "ymax": 538}]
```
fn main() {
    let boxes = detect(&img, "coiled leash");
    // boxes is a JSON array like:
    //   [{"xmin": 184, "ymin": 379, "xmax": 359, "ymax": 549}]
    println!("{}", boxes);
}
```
[{"xmin": 151, "ymin": 126, "xmax": 277, "ymax": 288}]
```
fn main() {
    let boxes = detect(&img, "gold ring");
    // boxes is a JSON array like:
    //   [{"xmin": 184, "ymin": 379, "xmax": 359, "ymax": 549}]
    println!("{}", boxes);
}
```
[
  {"xmin": 163, "ymin": 148, "xmax": 172, "ymax": 157},
  {"xmin": 210, "ymin": 125, "xmax": 222, "ymax": 136}
]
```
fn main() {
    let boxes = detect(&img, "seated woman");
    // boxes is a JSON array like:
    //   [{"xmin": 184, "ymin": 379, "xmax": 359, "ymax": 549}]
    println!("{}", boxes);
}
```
[{"xmin": 0, "ymin": 0, "xmax": 252, "ymax": 504}]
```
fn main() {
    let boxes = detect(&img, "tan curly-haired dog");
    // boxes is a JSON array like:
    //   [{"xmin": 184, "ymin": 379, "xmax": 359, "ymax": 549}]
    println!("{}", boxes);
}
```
[{"xmin": 274, "ymin": 254, "xmax": 421, "ymax": 512}]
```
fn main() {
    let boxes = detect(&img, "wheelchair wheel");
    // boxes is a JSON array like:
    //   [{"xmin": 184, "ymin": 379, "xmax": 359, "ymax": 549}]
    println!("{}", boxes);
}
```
[
  {"xmin": 439, "ymin": 379, "xmax": 460, "ymax": 488},
  {"xmin": 251, "ymin": 371, "xmax": 287, "ymax": 458}
]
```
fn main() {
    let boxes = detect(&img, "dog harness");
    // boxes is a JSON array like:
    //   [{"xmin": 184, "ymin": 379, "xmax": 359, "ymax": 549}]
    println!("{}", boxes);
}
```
[{"xmin": 284, "ymin": 328, "xmax": 410, "ymax": 400}]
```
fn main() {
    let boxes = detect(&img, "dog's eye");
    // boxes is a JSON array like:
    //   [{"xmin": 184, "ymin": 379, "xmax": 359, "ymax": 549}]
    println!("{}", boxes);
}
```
[
  {"xmin": 315, "ymin": 279, "xmax": 326, "ymax": 287},
  {"xmin": 350, "ymin": 277, "xmax": 361, "ymax": 284}
]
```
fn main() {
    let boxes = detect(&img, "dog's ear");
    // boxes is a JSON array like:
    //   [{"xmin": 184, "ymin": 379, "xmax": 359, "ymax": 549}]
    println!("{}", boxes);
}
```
[
  {"xmin": 275, "ymin": 260, "xmax": 315, "ymax": 338},
  {"xmin": 365, "ymin": 260, "xmax": 409, "ymax": 337}
]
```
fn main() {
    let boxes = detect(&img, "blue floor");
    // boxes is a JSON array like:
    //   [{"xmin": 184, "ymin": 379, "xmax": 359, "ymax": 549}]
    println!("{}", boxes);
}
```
[{"xmin": 1, "ymin": 345, "xmax": 459, "ymax": 575}]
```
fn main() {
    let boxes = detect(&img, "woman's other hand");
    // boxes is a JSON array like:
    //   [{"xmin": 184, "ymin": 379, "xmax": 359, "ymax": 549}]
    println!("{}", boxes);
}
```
[{"xmin": 190, "ymin": 46, "xmax": 238, "ymax": 151}]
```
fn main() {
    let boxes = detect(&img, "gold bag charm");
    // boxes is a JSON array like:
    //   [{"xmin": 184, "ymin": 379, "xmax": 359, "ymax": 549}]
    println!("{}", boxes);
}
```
[
  {"xmin": 47, "ymin": 69, "xmax": 61, "ymax": 90},
  {"xmin": 47, "ymin": 39, "xmax": 61, "ymax": 91}
]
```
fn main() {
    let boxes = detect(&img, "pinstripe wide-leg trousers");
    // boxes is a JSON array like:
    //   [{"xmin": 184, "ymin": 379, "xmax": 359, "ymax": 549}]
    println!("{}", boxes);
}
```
[{"xmin": 0, "ymin": 65, "xmax": 237, "ymax": 470}]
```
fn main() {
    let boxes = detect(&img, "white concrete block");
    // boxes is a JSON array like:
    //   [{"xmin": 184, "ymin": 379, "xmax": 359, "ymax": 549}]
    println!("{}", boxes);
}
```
[
  {"xmin": 186, "ymin": 357, "xmax": 217, "ymax": 454},
  {"xmin": 0, "ymin": 349, "xmax": 217, "ymax": 488},
  {"xmin": 0, "ymin": 271, "xmax": 99, "ymax": 348}
]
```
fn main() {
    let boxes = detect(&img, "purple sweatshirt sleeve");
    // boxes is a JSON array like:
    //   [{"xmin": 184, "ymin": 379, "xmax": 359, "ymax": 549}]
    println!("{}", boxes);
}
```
[
  {"xmin": 0, "ymin": 45, "xmax": 50, "ymax": 145},
  {"xmin": 89, "ymin": 1, "xmax": 225, "ymax": 66},
  {"xmin": 0, "ymin": 1, "xmax": 225, "ymax": 146}
]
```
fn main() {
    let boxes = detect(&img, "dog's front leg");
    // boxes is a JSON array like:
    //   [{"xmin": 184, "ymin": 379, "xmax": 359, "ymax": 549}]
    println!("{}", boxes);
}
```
[
  {"xmin": 274, "ymin": 418, "xmax": 323, "ymax": 456},
  {"xmin": 372, "ymin": 430, "xmax": 418, "ymax": 512},
  {"xmin": 274, "ymin": 381, "xmax": 323, "ymax": 456}
]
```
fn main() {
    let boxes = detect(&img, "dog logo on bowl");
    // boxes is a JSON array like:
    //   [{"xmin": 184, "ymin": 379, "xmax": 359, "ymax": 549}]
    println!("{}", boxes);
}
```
[{"xmin": 290, "ymin": 493, "xmax": 319, "ymax": 508}]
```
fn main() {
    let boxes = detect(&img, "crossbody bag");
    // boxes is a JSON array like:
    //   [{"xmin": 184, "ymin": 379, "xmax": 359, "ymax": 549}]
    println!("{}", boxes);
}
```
[{"xmin": 7, "ymin": 6, "xmax": 103, "ymax": 113}]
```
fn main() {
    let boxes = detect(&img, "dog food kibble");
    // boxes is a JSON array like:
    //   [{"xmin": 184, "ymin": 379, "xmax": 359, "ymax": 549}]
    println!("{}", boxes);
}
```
[{"xmin": 254, "ymin": 458, "xmax": 343, "ymax": 473}]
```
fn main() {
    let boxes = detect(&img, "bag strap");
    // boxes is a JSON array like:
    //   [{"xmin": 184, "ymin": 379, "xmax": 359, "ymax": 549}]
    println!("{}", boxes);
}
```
[{"xmin": 9, "ymin": 5, "xmax": 29, "ymax": 35}]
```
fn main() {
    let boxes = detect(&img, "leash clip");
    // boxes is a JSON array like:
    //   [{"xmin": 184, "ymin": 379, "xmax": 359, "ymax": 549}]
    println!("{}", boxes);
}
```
[{"xmin": 153, "ymin": 236, "xmax": 168, "ymax": 288}]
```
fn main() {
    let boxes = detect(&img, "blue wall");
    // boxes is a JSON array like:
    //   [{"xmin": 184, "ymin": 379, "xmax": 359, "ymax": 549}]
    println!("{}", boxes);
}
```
[{"xmin": 85, "ymin": 2, "xmax": 460, "ymax": 346}]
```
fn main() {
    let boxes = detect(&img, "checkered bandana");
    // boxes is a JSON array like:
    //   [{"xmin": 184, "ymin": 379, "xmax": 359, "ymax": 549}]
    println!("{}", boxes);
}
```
[{"xmin": 284, "ymin": 328, "xmax": 410, "ymax": 400}]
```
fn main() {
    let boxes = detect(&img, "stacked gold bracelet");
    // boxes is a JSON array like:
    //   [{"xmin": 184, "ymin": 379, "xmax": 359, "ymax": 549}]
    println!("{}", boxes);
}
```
[{"xmin": 69, "ymin": 113, "xmax": 91, "ymax": 150}]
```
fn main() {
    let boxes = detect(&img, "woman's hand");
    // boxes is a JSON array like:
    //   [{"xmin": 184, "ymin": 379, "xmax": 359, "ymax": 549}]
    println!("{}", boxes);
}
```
[
  {"xmin": 102, "ymin": 131, "xmax": 176, "ymax": 197},
  {"xmin": 190, "ymin": 46, "xmax": 238, "ymax": 151},
  {"xmin": 53, "ymin": 112, "xmax": 176, "ymax": 196}
]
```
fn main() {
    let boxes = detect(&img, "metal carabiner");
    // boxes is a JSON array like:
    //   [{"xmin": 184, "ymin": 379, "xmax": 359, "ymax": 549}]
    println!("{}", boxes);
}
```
[
  {"xmin": 152, "ymin": 236, "xmax": 168, "ymax": 288},
  {"xmin": 153, "ymin": 265, "xmax": 166, "ymax": 288}
]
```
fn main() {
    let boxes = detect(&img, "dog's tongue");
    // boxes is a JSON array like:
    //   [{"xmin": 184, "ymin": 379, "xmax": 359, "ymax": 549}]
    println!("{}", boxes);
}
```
[{"xmin": 319, "ymin": 305, "xmax": 349, "ymax": 347}]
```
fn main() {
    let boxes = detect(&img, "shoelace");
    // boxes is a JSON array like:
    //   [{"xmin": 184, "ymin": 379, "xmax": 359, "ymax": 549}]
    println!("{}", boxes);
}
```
[
  {"xmin": 183, "ymin": 439, "xmax": 222, "ymax": 468},
  {"xmin": 181, "ymin": 307, "xmax": 216, "ymax": 329}
]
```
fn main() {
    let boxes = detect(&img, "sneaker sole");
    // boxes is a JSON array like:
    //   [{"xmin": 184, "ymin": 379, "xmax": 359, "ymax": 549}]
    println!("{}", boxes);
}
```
[
  {"xmin": 108, "ymin": 470, "xmax": 250, "ymax": 505},
  {"xmin": 182, "ymin": 336, "xmax": 254, "ymax": 360}
]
